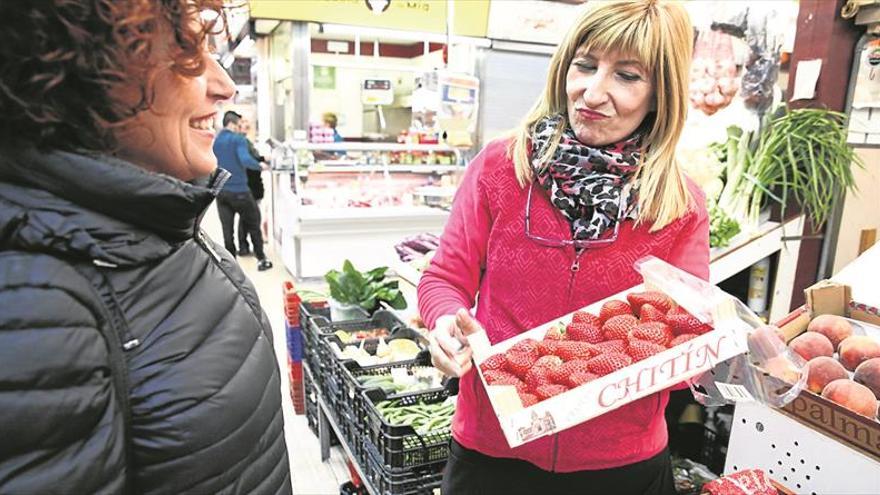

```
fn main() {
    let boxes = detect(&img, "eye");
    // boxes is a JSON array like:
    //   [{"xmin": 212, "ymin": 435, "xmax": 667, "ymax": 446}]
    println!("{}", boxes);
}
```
[
  {"xmin": 573, "ymin": 61, "xmax": 597, "ymax": 72},
  {"xmin": 617, "ymin": 71, "xmax": 642, "ymax": 82}
]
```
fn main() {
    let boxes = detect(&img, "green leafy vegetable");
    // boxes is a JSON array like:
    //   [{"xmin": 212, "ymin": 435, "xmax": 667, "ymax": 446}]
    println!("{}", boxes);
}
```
[
  {"xmin": 716, "ymin": 105, "xmax": 862, "ymax": 231},
  {"xmin": 709, "ymin": 202, "xmax": 741, "ymax": 248},
  {"xmin": 325, "ymin": 260, "xmax": 407, "ymax": 314}
]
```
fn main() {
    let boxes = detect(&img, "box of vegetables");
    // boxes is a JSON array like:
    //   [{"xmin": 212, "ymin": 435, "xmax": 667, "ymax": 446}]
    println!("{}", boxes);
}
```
[
  {"xmin": 321, "ymin": 324, "xmax": 427, "ymax": 420},
  {"xmin": 338, "ymin": 360, "xmax": 447, "ymax": 463},
  {"xmin": 361, "ymin": 387, "xmax": 456, "ymax": 471}
]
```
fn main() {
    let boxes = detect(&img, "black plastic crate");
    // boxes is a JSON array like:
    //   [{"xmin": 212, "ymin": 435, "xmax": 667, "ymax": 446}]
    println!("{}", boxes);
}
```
[
  {"xmin": 361, "ymin": 388, "xmax": 454, "ymax": 472},
  {"xmin": 304, "ymin": 363, "xmax": 341, "ymax": 447},
  {"xmin": 311, "ymin": 310, "xmax": 408, "ymax": 390},
  {"xmin": 363, "ymin": 441, "xmax": 445, "ymax": 495},
  {"xmin": 321, "ymin": 325, "xmax": 428, "ymax": 419},
  {"xmin": 300, "ymin": 301, "xmax": 331, "ymax": 387},
  {"xmin": 304, "ymin": 362, "xmax": 320, "ymax": 438}
]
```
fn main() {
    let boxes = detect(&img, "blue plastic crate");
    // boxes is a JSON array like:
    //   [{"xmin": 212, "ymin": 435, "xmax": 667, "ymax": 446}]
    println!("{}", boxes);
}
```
[{"xmin": 285, "ymin": 322, "xmax": 304, "ymax": 362}]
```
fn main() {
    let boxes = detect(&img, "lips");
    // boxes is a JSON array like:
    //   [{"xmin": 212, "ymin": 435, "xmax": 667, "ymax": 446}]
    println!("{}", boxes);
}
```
[{"xmin": 577, "ymin": 108, "xmax": 609, "ymax": 121}]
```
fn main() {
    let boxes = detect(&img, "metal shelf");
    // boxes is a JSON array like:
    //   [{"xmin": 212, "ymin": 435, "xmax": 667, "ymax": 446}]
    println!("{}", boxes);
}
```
[{"xmin": 306, "ymin": 361, "xmax": 378, "ymax": 495}]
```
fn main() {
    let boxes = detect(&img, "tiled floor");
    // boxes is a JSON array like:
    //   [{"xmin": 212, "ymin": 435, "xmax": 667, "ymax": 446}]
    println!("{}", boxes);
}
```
[{"xmin": 202, "ymin": 197, "xmax": 350, "ymax": 495}]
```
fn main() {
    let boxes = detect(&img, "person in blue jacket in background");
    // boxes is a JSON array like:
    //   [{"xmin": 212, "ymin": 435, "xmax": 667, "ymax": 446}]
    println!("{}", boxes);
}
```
[{"xmin": 214, "ymin": 111, "xmax": 273, "ymax": 271}]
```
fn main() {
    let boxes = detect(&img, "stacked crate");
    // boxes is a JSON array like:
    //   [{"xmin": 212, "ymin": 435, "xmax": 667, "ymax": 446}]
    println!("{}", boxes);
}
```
[{"xmin": 282, "ymin": 281, "xmax": 305, "ymax": 414}]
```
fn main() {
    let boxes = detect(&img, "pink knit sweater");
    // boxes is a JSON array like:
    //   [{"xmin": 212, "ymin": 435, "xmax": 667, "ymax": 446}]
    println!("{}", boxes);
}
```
[{"xmin": 418, "ymin": 138, "xmax": 710, "ymax": 472}]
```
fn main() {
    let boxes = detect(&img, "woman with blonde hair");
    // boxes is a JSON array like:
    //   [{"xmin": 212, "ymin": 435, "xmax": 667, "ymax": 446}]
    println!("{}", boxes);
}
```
[{"xmin": 419, "ymin": 1, "xmax": 706, "ymax": 493}]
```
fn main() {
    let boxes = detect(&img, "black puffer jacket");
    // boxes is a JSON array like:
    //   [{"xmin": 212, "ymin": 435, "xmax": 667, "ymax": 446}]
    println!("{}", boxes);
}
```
[{"xmin": 0, "ymin": 149, "xmax": 291, "ymax": 494}]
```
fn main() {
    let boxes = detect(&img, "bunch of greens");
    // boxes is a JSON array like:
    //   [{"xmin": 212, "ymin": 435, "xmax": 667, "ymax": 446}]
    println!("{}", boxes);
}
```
[
  {"xmin": 716, "ymin": 106, "xmax": 861, "ymax": 231},
  {"xmin": 709, "ymin": 201, "xmax": 741, "ymax": 248},
  {"xmin": 325, "ymin": 260, "xmax": 407, "ymax": 314}
]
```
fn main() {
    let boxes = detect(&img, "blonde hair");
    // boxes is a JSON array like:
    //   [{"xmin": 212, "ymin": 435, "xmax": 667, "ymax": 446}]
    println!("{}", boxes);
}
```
[{"xmin": 510, "ymin": 0, "xmax": 694, "ymax": 231}]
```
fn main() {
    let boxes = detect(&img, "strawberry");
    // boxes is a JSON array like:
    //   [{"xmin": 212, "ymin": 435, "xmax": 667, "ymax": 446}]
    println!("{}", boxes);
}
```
[
  {"xmin": 505, "ymin": 351, "xmax": 538, "ymax": 378},
  {"xmin": 571, "ymin": 311, "xmax": 603, "ymax": 328},
  {"xmin": 629, "ymin": 322, "xmax": 673, "ymax": 347},
  {"xmin": 538, "ymin": 340, "xmax": 559, "ymax": 356},
  {"xmin": 535, "ymin": 384, "xmax": 568, "ymax": 400},
  {"xmin": 549, "ymin": 359, "xmax": 591, "ymax": 384},
  {"xmin": 567, "ymin": 371, "xmax": 598, "ymax": 388},
  {"xmin": 600, "ymin": 299, "xmax": 632, "ymax": 323},
  {"xmin": 602, "ymin": 314, "xmax": 639, "ymax": 341},
  {"xmin": 639, "ymin": 304, "xmax": 667, "ymax": 324},
  {"xmin": 669, "ymin": 333, "xmax": 699, "ymax": 347},
  {"xmin": 483, "ymin": 369, "xmax": 518, "ymax": 385},
  {"xmin": 567, "ymin": 321, "xmax": 603, "ymax": 344},
  {"xmin": 544, "ymin": 325, "xmax": 566, "ymax": 341},
  {"xmin": 627, "ymin": 291, "xmax": 673, "ymax": 315},
  {"xmin": 555, "ymin": 341, "xmax": 598, "ymax": 361},
  {"xmin": 510, "ymin": 338, "xmax": 540, "ymax": 359},
  {"xmin": 628, "ymin": 340, "xmax": 666, "ymax": 362},
  {"xmin": 595, "ymin": 339, "xmax": 627, "ymax": 354},
  {"xmin": 524, "ymin": 366, "xmax": 554, "ymax": 391},
  {"xmin": 586, "ymin": 352, "xmax": 633, "ymax": 376},
  {"xmin": 535, "ymin": 355, "xmax": 564, "ymax": 369},
  {"xmin": 519, "ymin": 392, "xmax": 539, "ymax": 407},
  {"xmin": 480, "ymin": 354, "xmax": 508, "ymax": 374},
  {"xmin": 666, "ymin": 312, "xmax": 712, "ymax": 336}
]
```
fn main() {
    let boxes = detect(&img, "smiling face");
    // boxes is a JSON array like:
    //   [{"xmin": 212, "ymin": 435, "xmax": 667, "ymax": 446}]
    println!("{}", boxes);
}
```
[
  {"xmin": 113, "ymin": 25, "xmax": 236, "ymax": 181},
  {"xmin": 565, "ymin": 48, "xmax": 654, "ymax": 146}
]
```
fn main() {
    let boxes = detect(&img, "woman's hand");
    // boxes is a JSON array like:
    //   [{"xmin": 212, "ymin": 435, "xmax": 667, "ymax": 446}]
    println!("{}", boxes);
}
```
[{"xmin": 429, "ymin": 308, "xmax": 483, "ymax": 377}]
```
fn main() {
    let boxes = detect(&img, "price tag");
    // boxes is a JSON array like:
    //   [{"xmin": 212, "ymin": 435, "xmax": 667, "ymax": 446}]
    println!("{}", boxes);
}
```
[{"xmin": 715, "ymin": 382, "xmax": 756, "ymax": 403}]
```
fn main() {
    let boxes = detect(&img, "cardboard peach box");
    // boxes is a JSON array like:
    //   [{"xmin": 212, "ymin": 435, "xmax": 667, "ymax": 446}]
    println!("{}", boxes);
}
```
[
  {"xmin": 467, "ymin": 257, "xmax": 753, "ymax": 448},
  {"xmin": 776, "ymin": 280, "xmax": 880, "ymax": 463}
]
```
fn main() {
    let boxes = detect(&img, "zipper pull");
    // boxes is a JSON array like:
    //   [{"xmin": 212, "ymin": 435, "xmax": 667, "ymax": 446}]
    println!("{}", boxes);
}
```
[
  {"xmin": 570, "ymin": 258, "xmax": 580, "ymax": 272},
  {"xmin": 197, "ymin": 230, "xmax": 222, "ymax": 264}
]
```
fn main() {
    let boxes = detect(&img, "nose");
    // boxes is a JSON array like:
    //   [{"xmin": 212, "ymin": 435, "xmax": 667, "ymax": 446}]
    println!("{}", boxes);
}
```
[
  {"xmin": 581, "ymin": 71, "xmax": 611, "ymax": 108},
  {"xmin": 205, "ymin": 54, "xmax": 236, "ymax": 102}
]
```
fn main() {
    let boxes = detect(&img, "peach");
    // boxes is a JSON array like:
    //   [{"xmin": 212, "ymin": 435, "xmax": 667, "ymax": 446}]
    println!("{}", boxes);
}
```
[
  {"xmin": 807, "ymin": 314, "xmax": 853, "ymax": 349},
  {"xmin": 789, "ymin": 332, "xmax": 834, "ymax": 361},
  {"xmin": 838, "ymin": 335, "xmax": 880, "ymax": 371},
  {"xmin": 805, "ymin": 356, "xmax": 849, "ymax": 394},
  {"xmin": 821, "ymin": 379, "xmax": 879, "ymax": 418},
  {"xmin": 854, "ymin": 357, "xmax": 880, "ymax": 400},
  {"xmin": 763, "ymin": 355, "xmax": 801, "ymax": 384}
]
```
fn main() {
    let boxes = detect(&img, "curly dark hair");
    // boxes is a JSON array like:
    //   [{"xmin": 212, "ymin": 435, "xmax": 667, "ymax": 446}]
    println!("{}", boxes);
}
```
[{"xmin": 0, "ymin": 0, "xmax": 226, "ymax": 152}]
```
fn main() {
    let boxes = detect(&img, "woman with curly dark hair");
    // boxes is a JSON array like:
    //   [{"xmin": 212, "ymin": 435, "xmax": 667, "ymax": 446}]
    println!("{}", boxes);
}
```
[{"xmin": 0, "ymin": 1, "xmax": 291, "ymax": 493}]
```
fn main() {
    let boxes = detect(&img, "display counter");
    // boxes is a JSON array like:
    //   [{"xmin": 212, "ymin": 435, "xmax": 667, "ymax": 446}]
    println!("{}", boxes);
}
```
[{"xmin": 271, "ymin": 142, "xmax": 464, "ymax": 278}]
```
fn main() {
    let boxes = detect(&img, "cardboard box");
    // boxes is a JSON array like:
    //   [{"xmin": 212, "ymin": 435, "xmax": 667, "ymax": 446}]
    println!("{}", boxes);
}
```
[
  {"xmin": 776, "ymin": 280, "xmax": 880, "ymax": 464},
  {"xmin": 467, "ymin": 257, "xmax": 753, "ymax": 448}
]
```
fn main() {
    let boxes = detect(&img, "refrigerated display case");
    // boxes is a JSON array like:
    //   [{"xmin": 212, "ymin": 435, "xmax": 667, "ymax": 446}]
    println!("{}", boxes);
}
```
[{"xmin": 271, "ymin": 141, "xmax": 464, "ymax": 278}]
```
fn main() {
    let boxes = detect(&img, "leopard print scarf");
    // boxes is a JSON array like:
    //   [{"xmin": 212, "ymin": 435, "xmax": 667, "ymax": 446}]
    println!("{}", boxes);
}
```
[{"xmin": 530, "ymin": 114, "xmax": 641, "ymax": 241}]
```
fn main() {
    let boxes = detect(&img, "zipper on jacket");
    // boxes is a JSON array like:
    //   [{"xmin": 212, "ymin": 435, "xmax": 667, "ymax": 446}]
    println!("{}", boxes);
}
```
[
  {"xmin": 565, "ymin": 249, "xmax": 585, "ymax": 306},
  {"xmin": 551, "ymin": 248, "xmax": 585, "ymax": 472},
  {"xmin": 196, "ymin": 229, "xmax": 222, "ymax": 263}
]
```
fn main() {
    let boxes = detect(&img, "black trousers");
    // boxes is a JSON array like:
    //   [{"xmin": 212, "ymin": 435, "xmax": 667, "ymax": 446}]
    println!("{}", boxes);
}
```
[
  {"xmin": 238, "ymin": 199, "xmax": 261, "ymax": 251},
  {"xmin": 442, "ymin": 439, "xmax": 676, "ymax": 495},
  {"xmin": 217, "ymin": 190, "xmax": 265, "ymax": 260}
]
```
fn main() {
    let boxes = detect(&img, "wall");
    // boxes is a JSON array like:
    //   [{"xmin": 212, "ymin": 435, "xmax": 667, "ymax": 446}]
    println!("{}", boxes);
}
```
[
  {"xmin": 832, "ymin": 147, "xmax": 880, "ymax": 273},
  {"xmin": 309, "ymin": 53, "xmax": 421, "ymax": 138}
]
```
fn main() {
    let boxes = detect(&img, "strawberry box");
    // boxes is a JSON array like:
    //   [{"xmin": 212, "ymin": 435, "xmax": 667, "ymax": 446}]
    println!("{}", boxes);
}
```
[{"xmin": 467, "ymin": 256, "xmax": 754, "ymax": 448}]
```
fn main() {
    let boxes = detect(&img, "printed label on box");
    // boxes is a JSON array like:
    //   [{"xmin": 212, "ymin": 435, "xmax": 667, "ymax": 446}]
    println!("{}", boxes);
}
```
[{"xmin": 715, "ymin": 382, "xmax": 756, "ymax": 403}]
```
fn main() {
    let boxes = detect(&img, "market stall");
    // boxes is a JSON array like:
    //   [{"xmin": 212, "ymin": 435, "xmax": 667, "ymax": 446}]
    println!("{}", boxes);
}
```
[{"xmin": 258, "ymin": 1, "xmax": 878, "ymax": 494}]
